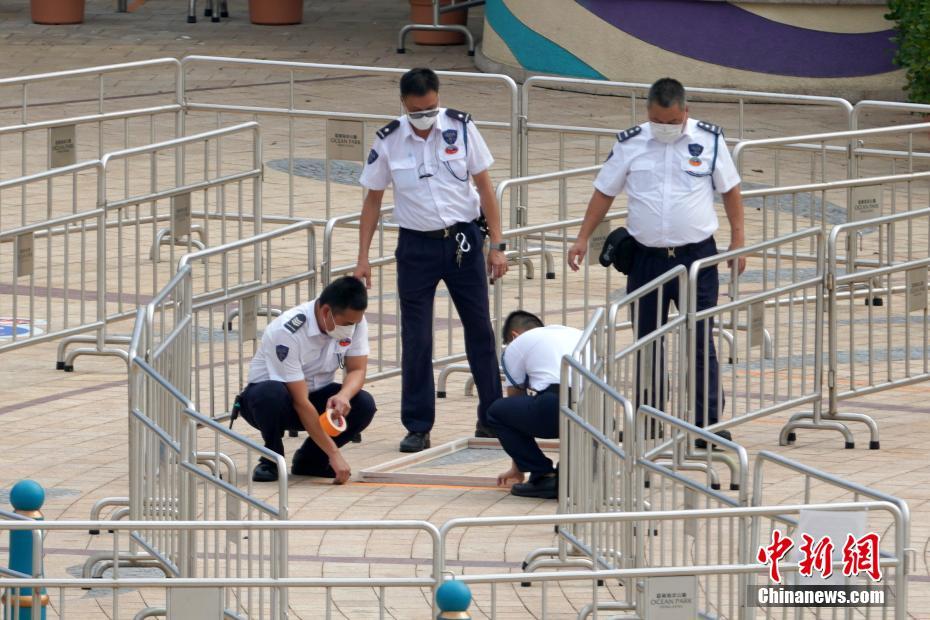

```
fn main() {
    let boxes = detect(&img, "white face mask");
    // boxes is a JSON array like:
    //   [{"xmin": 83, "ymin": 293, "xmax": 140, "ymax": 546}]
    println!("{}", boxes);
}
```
[
  {"xmin": 650, "ymin": 121, "xmax": 684, "ymax": 144},
  {"xmin": 324, "ymin": 308, "xmax": 356, "ymax": 343},
  {"xmin": 407, "ymin": 111, "xmax": 438, "ymax": 131}
]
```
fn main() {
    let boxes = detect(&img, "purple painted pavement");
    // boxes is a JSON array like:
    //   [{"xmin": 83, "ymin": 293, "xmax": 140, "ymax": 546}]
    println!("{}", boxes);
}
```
[{"xmin": 575, "ymin": 0, "xmax": 896, "ymax": 78}]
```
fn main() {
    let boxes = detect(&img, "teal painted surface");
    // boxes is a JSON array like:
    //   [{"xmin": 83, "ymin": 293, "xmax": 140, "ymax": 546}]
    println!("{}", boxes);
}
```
[{"xmin": 486, "ymin": 0, "xmax": 605, "ymax": 79}]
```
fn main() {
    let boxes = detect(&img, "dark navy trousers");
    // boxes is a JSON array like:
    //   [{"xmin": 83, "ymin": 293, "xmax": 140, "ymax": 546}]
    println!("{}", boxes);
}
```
[
  {"xmin": 238, "ymin": 381, "xmax": 376, "ymax": 467},
  {"xmin": 396, "ymin": 222, "xmax": 502, "ymax": 433},
  {"xmin": 485, "ymin": 386, "xmax": 559, "ymax": 476},
  {"xmin": 627, "ymin": 236, "xmax": 722, "ymax": 427}
]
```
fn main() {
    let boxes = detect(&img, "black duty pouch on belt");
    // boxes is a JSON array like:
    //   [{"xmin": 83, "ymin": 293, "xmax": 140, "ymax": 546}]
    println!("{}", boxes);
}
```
[
  {"xmin": 475, "ymin": 214, "xmax": 489, "ymax": 238},
  {"xmin": 230, "ymin": 393, "xmax": 244, "ymax": 429},
  {"xmin": 599, "ymin": 227, "xmax": 636, "ymax": 275}
]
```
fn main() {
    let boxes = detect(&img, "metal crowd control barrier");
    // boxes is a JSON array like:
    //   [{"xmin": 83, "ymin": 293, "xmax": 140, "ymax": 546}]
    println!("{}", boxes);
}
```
[
  {"xmin": 0, "ymin": 519, "xmax": 441, "ymax": 620},
  {"xmin": 733, "ymin": 122, "xmax": 930, "ymax": 190},
  {"xmin": 180, "ymin": 55, "xmax": 519, "ymax": 221},
  {"xmin": 740, "ymin": 170, "xmax": 930, "ymax": 266},
  {"xmin": 0, "ymin": 503, "xmax": 907, "ymax": 619},
  {"xmin": 0, "ymin": 58, "xmax": 182, "ymax": 181},
  {"xmin": 782, "ymin": 207, "xmax": 930, "ymax": 449},
  {"xmin": 89, "ymin": 264, "xmax": 291, "ymax": 599},
  {"xmin": 180, "ymin": 220, "xmax": 317, "ymax": 420},
  {"xmin": 852, "ymin": 100, "xmax": 930, "ymax": 131},
  {"xmin": 688, "ymin": 228, "xmax": 827, "ymax": 444},
  {"xmin": 442, "ymin": 501, "xmax": 907, "ymax": 619},
  {"xmin": 0, "ymin": 122, "xmax": 263, "ymax": 367},
  {"xmin": 397, "ymin": 0, "xmax": 484, "ymax": 55}
]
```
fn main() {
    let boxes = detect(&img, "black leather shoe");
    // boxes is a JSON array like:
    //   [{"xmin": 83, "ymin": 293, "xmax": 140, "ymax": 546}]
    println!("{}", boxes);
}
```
[
  {"xmin": 474, "ymin": 422, "xmax": 497, "ymax": 438},
  {"xmin": 292, "ymin": 460, "xmax": 336, "ymax": 478},
  {"xmin": 291, "ymin": 446, "xmax": 336, "ymax": 478},
  {"xmin": 511, "ymin": 473, "xmax": 558, "ymax": 499},
  {"xmin": 252, "ymin": 458, "xmax": 278, "ymax": 482},
  {"xmin": 399, "ymin": 431, "xmax": 430, "ymax": 453},
  {"xmin": 695, "ymin": 430, "xmax": 732, "ymax": 451}
]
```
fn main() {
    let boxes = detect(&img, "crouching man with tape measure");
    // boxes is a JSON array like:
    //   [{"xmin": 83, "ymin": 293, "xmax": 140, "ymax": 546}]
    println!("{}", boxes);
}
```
[{"xmin": 232, "ymin": 276, "xmax": 377, "ymax": 484}]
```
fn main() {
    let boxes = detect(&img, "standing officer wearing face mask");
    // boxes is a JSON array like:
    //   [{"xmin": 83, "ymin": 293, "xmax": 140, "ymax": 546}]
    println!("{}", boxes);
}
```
[
  {"xmin": 567, "ymin": 77, "xmax": 745, "ymax": 448},
  {"xmin": 234, "ymin": 276, "xmax": 377, "ymax": 483},
  {"xmin": 355, "ymin": 67, "xmax": 508, "ymax": 453}
]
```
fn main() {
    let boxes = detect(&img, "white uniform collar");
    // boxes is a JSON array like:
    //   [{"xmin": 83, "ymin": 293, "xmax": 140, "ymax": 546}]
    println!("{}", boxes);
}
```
[{"xmin": 303, "ymin": 298, "xmax": 325, "ymax": 338}]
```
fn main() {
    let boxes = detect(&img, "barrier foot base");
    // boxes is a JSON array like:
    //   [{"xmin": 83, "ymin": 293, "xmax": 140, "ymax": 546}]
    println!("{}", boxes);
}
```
[
  {"xmin": 397, "ymin": 48, "xmax": 406, "ymax": 54},
  {"xmin": 730, "ymin": 483, "xmax": 740, "ymax": 491},
  {"xmin": 468, "ymin": 50, "xmax": 475, "ymax": 57},
  {"xmin": 870, "ymin": 440, "xmax": 880, "ymax": 450},
  {"xmin": 546, "ymin": 272, "xmax": 556, "ymax": 279},
  {"xmin": 89, "ymin": 529, "xmax": 100, "ymax": 535},
  {"xmin": 785, "ymin": 432, "xmax": 796, "ymax": 444},
  {"xmin": 845, "ymin": 441, "xmax": 855, "ymax": 449},
  {"xmin": 436, "ymin": 391, "xmax": 446, "ymax": 398},
  {"xmin": 187, "ymin": 15, "xmax": 195, "ymax": 23},
  {"xmin": 56, "ymin": 361, "xmax": 65, "ymax": 370},
  {"xmin": 64, "ymin": 365, "xmax": 74, "ymax": 372}
]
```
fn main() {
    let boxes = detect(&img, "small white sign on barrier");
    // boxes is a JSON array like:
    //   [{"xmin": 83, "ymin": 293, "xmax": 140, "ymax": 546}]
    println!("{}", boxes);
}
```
[
  {"xmin": 587, "ymin": 221, "xmax": 611, "ymax": 266},
  {"xmin": 791, "ymin": 509, "xmax": 865, "ymax": 586},
  {"xmin": 645, "ymin": 575, "xmax": 697, "ymax": 619},
  {"xmin": 173, "ymin": 192, "xmax": 192, "ymax": 238},
  {"xmin": 168, "ymin": 587, "xmax": 224, "ymax": 619},
  {"xmin": 49, "ymin": 124, "xmax": 77, "ymax": 168},
  {"xmin": 326, "ymin": 119, "xmax": 365, "ymax": 162},
  {"xmin": 240, "ymin": 295, "xmax": 258, "ymax": 341},
  {"xmin": 749, "ymin": 302, "xmax": 764, "ymax": 348},
  {"xmin": 850, "ymin": 185, "xmax": 882, "ymax": 222},
  {"xmin": 16, "ymin": 232, "xmax": 33, "ymax": 278},
  {"xmin": 906, "ymin": 267, "xmax": 928, "ymax": 313}
]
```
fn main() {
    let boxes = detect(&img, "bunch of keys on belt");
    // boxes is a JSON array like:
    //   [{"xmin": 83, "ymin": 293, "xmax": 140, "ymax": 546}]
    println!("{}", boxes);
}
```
[{"xmin": 455, "ymin": 231, "xmax": 471, "ymax": 267}]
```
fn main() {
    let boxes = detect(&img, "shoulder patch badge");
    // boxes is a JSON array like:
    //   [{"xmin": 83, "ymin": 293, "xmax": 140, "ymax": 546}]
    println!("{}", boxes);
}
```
[
  {"xmin": 376, "ymin": 119, "xmax": 401, "ymax": 140},
  {"xmin": 688, "ymin": 143, "xmax": 704, "ymax": 157},
  {"xmin": 276, "ymin": 344, "xmax": 289, "ymax": 361},
  {"xmin": 617, "ymin": 125, "xmax": 642, "ymax": 143},
  {"xmin": 697, "ymin": 121, "xmax": 722, "ymax": 136},
  {"xmin": 444, "ymin": 108, "xmax": 472, "ymax": 123},
  {"xmin": 442, "ymin": 129, "xmax": 458, "ymax": 145},
  {"xmin": 283, "ymin": 313, "xmax": 307, "ymax": 334},
  {"xmin": 367, "ymin": 149, "xmax": 378, "ymax": 165}
]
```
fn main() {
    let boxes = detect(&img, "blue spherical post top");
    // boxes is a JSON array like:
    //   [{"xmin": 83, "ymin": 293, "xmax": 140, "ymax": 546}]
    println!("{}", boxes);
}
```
[
  {"xmin": 436, "ymin": 579, "xmax": 472, "ymax": 612},
  {"xmin": 10, "ymin": 480, "xmax": 45, "ymax": 512}
]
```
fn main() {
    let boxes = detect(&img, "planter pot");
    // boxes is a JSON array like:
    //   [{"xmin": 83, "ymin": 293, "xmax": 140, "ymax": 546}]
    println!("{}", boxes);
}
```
[
  {"xmin": 249, "ymin": 0, "xmax": 303, "ymax": 25},
  {"xmin": 410, "ymin": 0, "xmax": 467, "ymax": 46},
  {"xmin": 31, "ymin": 0, "xmax": 85, "ymax": 24}
]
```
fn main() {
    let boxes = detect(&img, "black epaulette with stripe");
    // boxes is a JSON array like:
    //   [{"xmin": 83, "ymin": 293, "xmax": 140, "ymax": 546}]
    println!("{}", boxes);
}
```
[
  {"xmin": 697, "ymin": 121, "xmax": 723, "ymax": 136},
  {"xmin": 376, "ymin": 119, "xmax": 401, "ymax": 140},
  {"xmin": 617, "ymin": 125, "xmax": 642, "ymax": 142},
  {"xmin": 445, "ymin": 108, "xmax": 472, "ymax": 123}
]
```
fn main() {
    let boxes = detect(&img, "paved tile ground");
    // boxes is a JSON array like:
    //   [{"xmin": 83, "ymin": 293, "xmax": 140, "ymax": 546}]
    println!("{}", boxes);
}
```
[{"xmin": 0, "ymin": 1, "xmax": 929, "ymax": 618}]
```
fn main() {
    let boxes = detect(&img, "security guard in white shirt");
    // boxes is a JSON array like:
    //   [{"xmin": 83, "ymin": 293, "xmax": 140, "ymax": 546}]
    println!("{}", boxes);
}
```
[
  {"xmin": 568, "ymin": 78, "xmax": 746, "ymax": 447},
  {"xmin": 234, "ymin": 277, "xmax": 377, "ymax": 483},
  {"xmin": 490, "ymin": 311, "xmax": 582, "ymax": 500},
  {"xmin": 355, "ymin": 67, "xmax": 508, "ymax": 454}
]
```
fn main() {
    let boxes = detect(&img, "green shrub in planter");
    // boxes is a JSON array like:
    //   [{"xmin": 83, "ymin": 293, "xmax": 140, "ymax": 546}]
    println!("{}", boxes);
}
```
[{"xmin": 886, "ymin": 0, "xmax": 930, "ymax": 104}]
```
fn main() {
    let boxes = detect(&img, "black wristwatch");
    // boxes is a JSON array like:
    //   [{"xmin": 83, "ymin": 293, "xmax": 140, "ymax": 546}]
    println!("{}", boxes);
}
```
[{"xmin": 490, "ymin": 242, "xmax": 507, "ymax": 252}]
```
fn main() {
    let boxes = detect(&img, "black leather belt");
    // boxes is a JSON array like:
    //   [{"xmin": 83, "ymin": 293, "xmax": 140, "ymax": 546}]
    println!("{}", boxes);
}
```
[
  {"xmin": 636, "ymin": 236, "xmax": 713, "ymax": 259},
  {"xmin": 403, "ymin": 220, "xmax": 476, "ymax": 240}
]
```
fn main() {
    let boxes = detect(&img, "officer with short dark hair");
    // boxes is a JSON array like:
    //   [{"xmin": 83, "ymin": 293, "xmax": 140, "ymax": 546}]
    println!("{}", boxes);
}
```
[
  {"xmin": 489, "ymin": 311, "xmax": 582, "ymax": 500},
  {"xmin": 568, "ymin": 77, "xmax": 745, "ymax": 448},
  {"xmin": 355, "ymin": 67, "xmax": 508, "ymax": 453},
  {"xmin": 236, "ymin": 276, "xmax": 377, "ymax": 483}
]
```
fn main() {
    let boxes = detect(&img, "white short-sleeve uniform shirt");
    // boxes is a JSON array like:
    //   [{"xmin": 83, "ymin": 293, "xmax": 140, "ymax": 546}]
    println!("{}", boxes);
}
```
[
  {"xmin": 247, "ymin": 299, "xmax": 370, "ymax": 391},
  {"xmin": 501, "ymin": 325, "xmax": 584, "ymax": 392},
  {"xmin": 593, "ymin": 118, "xmax": 741, "ymax": 248},
  {"xmin": 358, "ymin": 108, "xmax": 494, "ymax": 231}
]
